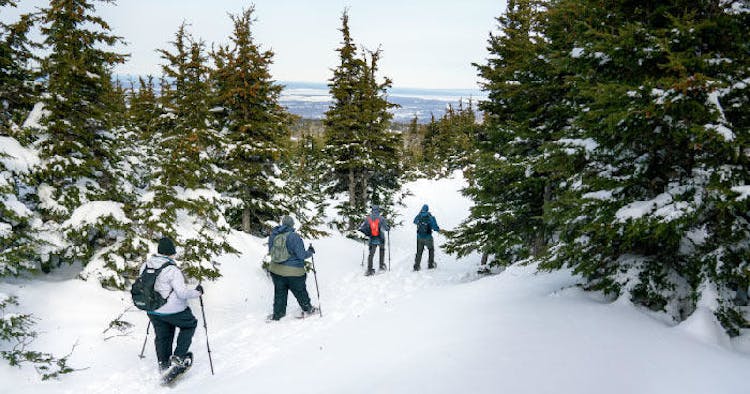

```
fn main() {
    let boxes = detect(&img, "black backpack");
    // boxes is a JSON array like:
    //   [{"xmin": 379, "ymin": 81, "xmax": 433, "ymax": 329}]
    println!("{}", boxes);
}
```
[
  {"xmin": 417, "ymin": 214, "xmax": 432, "ymax": 236},
  {"xmin": 131, "ymin": 260, "xmax": 175, "ymax": 311}
]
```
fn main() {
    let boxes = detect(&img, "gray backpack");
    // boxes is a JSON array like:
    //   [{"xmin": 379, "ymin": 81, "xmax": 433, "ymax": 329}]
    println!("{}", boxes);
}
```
[{"xmin": 270, "ymin": 232, "xmax": 291, "ymax": 263}]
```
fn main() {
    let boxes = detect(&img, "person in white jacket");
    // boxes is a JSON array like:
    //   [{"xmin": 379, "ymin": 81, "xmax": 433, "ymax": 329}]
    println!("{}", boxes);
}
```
[{"xmin": 140, "ymin": 237, "xmax": 203, "ymax": 371}]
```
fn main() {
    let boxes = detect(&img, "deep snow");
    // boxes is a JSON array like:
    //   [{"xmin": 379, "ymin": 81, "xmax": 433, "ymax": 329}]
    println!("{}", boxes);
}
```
[{"xmin": 2, "ymin": 174, "xmax": 750, "ymax": 394}]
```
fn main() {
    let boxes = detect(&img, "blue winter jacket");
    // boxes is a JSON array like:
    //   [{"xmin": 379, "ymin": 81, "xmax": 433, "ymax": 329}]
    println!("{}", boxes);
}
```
[
  {"xmin": 268, "ymin": 225, "xmax": 312, "ymax": 268},
  {"xmin": 413, "ymin": 205, "xmax": 440, "ymax": 239}
]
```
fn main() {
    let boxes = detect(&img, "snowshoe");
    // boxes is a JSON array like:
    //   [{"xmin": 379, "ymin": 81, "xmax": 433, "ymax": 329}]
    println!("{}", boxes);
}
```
[
  {"xmin": 266, "ymin": 313, "xmax": 284, "ymax": 322},
  {"xmin": 161, "ymin": 352, "xmax": 193, "ymax": 386},
  {"xmin": 296, "ymin": 306, "xmax": 319, "ymax": 319},
  {"xmin": 365, "ymin": 268, "xmax": 376, "ymax": 276},
  {"xmin": 413, "ymin": 264, "xmax": 421, "ymax": 272}
]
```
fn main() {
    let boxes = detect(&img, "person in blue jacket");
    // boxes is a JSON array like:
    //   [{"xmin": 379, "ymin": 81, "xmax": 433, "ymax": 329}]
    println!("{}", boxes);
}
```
[
  {"xmin": 413, "ymin": 204, "xmax": 440, "ymax": 271},
  {"xmin": 267, "ymin": 215, "xmax": 317, "ymax": 320}
]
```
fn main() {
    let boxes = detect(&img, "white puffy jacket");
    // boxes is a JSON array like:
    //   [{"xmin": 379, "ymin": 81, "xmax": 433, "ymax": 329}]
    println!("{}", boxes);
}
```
[{"xmin": 139, "ymin": 255, "xmax": 201, "ymax": 315}]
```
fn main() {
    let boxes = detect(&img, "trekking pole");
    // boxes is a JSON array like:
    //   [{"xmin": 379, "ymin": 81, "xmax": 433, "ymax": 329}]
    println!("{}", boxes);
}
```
[
  {"xmin": 198, "ymin": 287, "xmax": 215, "ymax": 375},
  {"xmin": 361, "ymin": 239, "xmax": 365, "ymax": 267},
  {"xmin": 138, "ymin": 320, "xmax": 151, "ymax": 359},
  {"xmin": 310, "ymin": 249, "xmax": 323, "ymax": 317},
  {"xmin": 387, "ymin": 230, "xmax": 391, "ymax": 271}
]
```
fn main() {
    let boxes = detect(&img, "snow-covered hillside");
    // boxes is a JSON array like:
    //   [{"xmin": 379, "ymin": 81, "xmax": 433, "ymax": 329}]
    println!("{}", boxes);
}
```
[{"xmin": 1, "ymin": 174, "xmax": 750, "ymax": 394}]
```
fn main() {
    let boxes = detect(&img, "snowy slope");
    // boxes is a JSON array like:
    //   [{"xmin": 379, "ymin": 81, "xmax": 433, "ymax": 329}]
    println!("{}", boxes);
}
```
[{"xmin": 2, "ymin": 174, "xmax": 750, "ymax": 394}]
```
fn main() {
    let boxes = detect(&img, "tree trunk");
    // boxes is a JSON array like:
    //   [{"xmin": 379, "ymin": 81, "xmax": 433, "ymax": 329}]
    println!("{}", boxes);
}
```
[
  {"xmin": 242, "ymin": 206, "xmax": 252, "ymax": 233},
  {"xmin": 533, "ymin": 181, "xmax": 553, "ymax": 257},
  {"xmin": 362, "ymin": 171, "xmax": 369, "ymax": 208},
  {"xmin": 348, "ymin": 168, "xmax": 356, "ymax": 230}
]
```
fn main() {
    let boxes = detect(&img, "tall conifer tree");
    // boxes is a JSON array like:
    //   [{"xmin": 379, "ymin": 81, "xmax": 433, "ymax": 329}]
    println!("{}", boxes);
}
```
[
  {"xmin": 445, "ymin": 0, "xmax": 566, "ymax": 264},
  {"xmin": 211, "ymin": 7, "xmax": 291, "ymax": 235},
  {"xmin": 324, "ymin": 11, "xmax": 401, "ymax": 230},
  {"xmin": 539, "ymin": 0, "xmax": 750, "ymax": 331},
  {"xmin": 27, "ymin": 0, "xmax": 135, "ymax": 281},
  {"xmin": 137, "ymin": 23, "xmax": 233, "ymax": 281}
]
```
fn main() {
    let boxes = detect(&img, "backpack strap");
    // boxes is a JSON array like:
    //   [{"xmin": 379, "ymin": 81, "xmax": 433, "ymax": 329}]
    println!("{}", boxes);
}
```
[{"xmin": 154, "ymin": 258, "xmax": 176, "ymax": 300}]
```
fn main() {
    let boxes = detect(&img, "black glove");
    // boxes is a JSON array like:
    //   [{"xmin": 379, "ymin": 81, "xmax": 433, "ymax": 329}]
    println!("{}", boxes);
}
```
[
  {"xmin": 308, "ymin": 245, "xmax": 315, "ymax": 254},
  {"xmin": 196, "ymin": 284, "xmax": 204, "ymax": 295}
]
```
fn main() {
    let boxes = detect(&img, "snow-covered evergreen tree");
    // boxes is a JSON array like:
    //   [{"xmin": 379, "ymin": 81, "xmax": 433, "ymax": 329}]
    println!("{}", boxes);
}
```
[
  {"xmin": 0, "ymin": 0, "xmax": 40, "ymax": 276},
  {"xmin": 280, "ymin": 133, "xmax": 329, "ymax": 239},
  {"xmin": 536, "ymin": 0, "xmax": 750, "ymax": 332},
  {"xmin": 211, "ymin": 7, "xmax": 292, "ymax": 235},
  {"xmin": 23, "ymin": 0, "xmax": 135, "ymax": 282},
  {"xmin": 445, "ymin": 0, "xmax": 567, "ymax": 265},
  {"xmin": 0, "ymin": 0, "xmax": 36, "ymax": 140},
  {"xmin": 139, "ymin": 23, "xmax": 234, "ymax": 281},
  {"xmin": 324, "ymin": 10, "xmax": 402, "ymax": 232},
  {"xmin": 421, "ymin": 100, "xmax": 481, "ymax": 177}
]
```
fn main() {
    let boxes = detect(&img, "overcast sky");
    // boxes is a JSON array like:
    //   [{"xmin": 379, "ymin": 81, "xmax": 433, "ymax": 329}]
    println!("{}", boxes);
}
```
[{"xmin": 2, "ymin": 0, "xmax": 505, "ymax": 89}]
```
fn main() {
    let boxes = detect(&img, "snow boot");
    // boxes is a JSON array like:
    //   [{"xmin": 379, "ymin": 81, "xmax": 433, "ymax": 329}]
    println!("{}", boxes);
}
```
[
  {"xmin": 413, "ymin": 264, "xmax": 420, "ymax": 271},
  {"xmin": 365, "ymin": 268, "xmax": 375, "ymax": 276},
  {"xmin": 428, "ymin": 262, "xmax": 436, "ymax": 269},
  {"xmin": 379, "ymin": 264, "xmax": 387, "ymax": 271},
  {"xmin": 298, "ymin": 306, "xmax": 319, "ymax": 318},
  {"xmin": 161, "ymin": 352, "xmax": 193, "ymax": 386}
]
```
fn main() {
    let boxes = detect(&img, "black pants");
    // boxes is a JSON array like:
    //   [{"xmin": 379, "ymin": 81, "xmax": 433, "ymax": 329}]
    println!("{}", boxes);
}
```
[
  {"xmin": 271, "ymin": 272, "xmax": 312, "ymax": 320},
  {"xmin": 368, "ymin": 243, "xmax": 386, "ymax": 270},
  {"xmin": 415, "ymin": 237, "xmax": 435, "ymax": 268},
  {"xmin": 148, "ymin": 308, "xmax": 198, "ymax": 368}
]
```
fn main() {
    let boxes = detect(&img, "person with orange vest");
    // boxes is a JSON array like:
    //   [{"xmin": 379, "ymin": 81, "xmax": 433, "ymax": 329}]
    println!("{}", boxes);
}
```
[{"xmin": 358, "ymin": 205, "xmax": 391, "ymax": 276}]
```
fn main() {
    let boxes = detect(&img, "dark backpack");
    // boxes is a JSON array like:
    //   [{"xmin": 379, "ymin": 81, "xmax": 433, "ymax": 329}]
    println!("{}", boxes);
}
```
[
  {"xmin": 131, "ymin": 260, "xmax": 175, "ymax": 311},
  {"xmin": 417, "ymin": 214, "xmax": 432, "ymax": 236}
]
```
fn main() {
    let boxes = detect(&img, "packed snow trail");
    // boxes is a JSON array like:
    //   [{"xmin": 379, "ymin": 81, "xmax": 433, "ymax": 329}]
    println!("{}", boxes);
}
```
[{"xmin": 2, "ymin": 173, "xmax": 750, "ymax": 393}]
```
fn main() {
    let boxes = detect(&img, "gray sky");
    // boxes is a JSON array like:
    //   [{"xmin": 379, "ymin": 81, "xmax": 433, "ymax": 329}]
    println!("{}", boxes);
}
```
[{"xmin": 2, "ymin": 0, "xmax": 505, "ymax": 89}]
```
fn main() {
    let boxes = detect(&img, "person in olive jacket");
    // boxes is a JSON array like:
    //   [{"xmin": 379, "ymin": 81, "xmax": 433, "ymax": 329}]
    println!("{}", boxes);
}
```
[{"xmin": 267, "ymin": 215, "xmax": 317, "ymax": 320}]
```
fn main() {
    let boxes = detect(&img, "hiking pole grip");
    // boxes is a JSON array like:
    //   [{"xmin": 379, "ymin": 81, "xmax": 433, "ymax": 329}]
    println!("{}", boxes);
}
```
[
  {"xmin": 198, "ymin": 283, "xmax": 215, "ymax": 375},
  {"xmin": 139, "ymin": 320, "xmax": 151, "ymax": 359},
  {"xmin": 311, "ymin": 250, "xmax": 323, "ymax": 318}
]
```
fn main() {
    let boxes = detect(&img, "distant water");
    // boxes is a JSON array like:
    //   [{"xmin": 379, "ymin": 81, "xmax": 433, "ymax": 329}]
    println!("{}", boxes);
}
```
[
  {"xmin": 281, "ymin": 81, "xmax": 485, "ymax": 123},
  {"xmin": 116, "ymin": 76, "xmax": 485, "ymax": 124}
]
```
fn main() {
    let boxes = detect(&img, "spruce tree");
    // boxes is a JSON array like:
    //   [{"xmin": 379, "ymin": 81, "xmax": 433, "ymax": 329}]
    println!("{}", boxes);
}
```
[
  {"xmin": 420, "ymin": 101, "xmax": 481, "ymax": 177},
  {"xmin": 0, "ymin": 0, "xmax": 36, "ymax": 139},
  {"xmin": 211, "ymin": 7, "xmax": 291, "ymax": 235},
  {"xmin": 324, "ymin": 11, "xmax": 401, "ymax": 231},
  {"xmin": 29, "ymin": 0, "xmax": 134, "ymax": 282},
  {"xmin": 280, "ymin": 133, "xmax": 329, "ymax": 238},
  {"xmin": 538, "ymin": 0, "xmax": 750, "ymax": 331},
  {"xmin": 0, "ymin": 1, "xmax": 39, "ymax": 277},
  {"xmin": 139, "ymin": 23, "xmax": 233, "ymax": 281},
  {"xmin": 445, "ymin": 0, "xmax": 566, "ymax": 265}
]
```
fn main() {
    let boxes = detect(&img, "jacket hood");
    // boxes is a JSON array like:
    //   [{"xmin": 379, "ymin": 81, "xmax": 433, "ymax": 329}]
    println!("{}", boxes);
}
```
[
  {"xmin": 271, "ymin": 224, "xmax": 293, "ymax": 237},
  {"xmin": 146, "ymin": 254, "xmax": 174, "ymax": 269},
  {"xmin": 371, "ymin": 205, "xmax": 380, "ymax": 215},
  {"xmin": 421, "ymin": 204, "xmax": 429, "ymax": 213}
]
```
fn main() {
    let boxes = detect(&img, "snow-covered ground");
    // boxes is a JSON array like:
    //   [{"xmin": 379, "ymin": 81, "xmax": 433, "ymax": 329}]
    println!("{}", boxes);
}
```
[{"xmin": 2, "ymin": 174, "xmax": 750, "ymax": 394}]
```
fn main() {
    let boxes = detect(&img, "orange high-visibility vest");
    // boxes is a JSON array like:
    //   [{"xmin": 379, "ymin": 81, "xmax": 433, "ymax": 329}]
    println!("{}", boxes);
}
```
[{"xmin": 368, "ymin": 217, "xmax": 380, "ymax": 237}]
